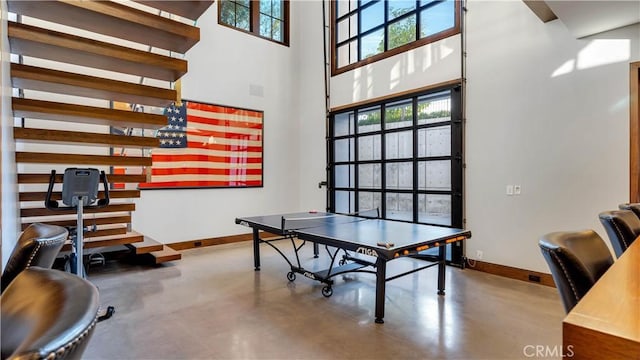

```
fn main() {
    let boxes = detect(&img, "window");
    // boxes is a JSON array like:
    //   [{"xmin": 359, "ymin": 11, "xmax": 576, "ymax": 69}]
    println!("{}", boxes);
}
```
[
  {"xmin": 219, "ymin": 0, "xmax": 289, "ymax": 45},
  {"xmin": 328, "ymin": 84, "xmax": 464, "ymax": 265},
  {"xmin": 332, "ymin": 0, "xmax": 460, "ymax": 74}
]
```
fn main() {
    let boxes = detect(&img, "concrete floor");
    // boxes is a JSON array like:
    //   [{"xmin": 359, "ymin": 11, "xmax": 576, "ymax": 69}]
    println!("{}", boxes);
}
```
[{"xmin": 84, "ymin": 241, "xmax": 565, "ymax": 359}]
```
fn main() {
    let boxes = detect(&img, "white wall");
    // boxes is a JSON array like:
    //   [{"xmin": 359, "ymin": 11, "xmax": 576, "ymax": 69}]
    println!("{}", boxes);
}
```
[
  {"xmin": 292, "ymin": 1, "xmax": 328, "ymax": 211},
  {"xmin": 465, "ymin": 0, "xmax": 639, "ymax": 272},
  {"xmin": 132, "ymin": 5, "xmax": 301, "ymax": 242}
]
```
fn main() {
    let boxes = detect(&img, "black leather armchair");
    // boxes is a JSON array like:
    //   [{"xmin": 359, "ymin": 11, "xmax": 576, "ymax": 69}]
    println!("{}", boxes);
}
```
[
  {"xmin": 539, "ymin": 230, "xmax": 613, "ymax": 313},
  {"xmin": 1, "ymin": 223, "xmax": 68, "ymax": 293},
  {"xmin": 1, "ymin": 267, "xmax": 99, "ymax": 360},
  {"xmin": 598, "ymin": 210, "xmax": 640, "ymax": 258},
  {"xmin": 619, "ymin": 203, "xmax": 640, "ymax": 218}
]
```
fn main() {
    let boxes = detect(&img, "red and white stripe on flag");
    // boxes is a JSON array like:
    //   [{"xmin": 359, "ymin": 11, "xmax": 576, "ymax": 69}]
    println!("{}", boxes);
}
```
[{"xmin": 139, "ymin": 101, "xmax": 263, "ymax": 189}]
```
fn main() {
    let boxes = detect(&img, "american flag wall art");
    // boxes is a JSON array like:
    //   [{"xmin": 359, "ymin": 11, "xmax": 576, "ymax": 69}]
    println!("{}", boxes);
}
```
[{"xmin": 138, "ymin": 100, "xmax": 263, "ymax": 189}]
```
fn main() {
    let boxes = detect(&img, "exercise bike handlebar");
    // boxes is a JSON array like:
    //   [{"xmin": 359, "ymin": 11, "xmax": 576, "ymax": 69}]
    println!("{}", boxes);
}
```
[{"xmin": 45, "ymin": 169, "xmax": 110, "ymax": 210}]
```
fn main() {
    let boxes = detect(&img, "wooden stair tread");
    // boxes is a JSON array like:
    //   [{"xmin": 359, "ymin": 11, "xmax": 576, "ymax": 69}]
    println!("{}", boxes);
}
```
[
  {"xmin": 13, "ymin": 98, "xmax": 167, "ymax": 129},
  {"xmin": 22, "ymin": 215, "xmax": 132, "ymax": 230},
  {"xmin": 15, "ymin": 152, "xmax": 152, "ymax": 166},
  {"xmin": 127, "ymin": 236, "xmax": 164, "ymax": 254},
  {"xmin": 84, "ymin": 226, "xmax": 127, "ymax": 239},
  {"xmin": 8, "ymin": 22, "xmax": 187, "ymax": 82},
  {"xmin": 14, "ymin": 127, "xmax": 159, "ymax": 148},
  {"xmin": 61, "ymin": 231, "xmax": 144, "ymax": 251},
  {"xmin": 134, "ymin": 1, "xmax": 214, "ymax": 20},
  {"xmin": 149, "ymin": 245, "xmax": 182, "ymax": 263},
  {"xmin": 21, "ymin": 203, "xmax": 136, "ymax": 218},
  {"xmin": 18, "ymin": 173, "xmax": 147, "ymax": 184},
  {"xmin": 19, "ymin": 190, "xmax": 140, "ymax": 202},
  {"xmin": 7, "ymin": 0, "xmax": 200, "ymax": 53},
  {"xmin": 12, "ymin": 63, "xmax": 176, "ymax": 107}
]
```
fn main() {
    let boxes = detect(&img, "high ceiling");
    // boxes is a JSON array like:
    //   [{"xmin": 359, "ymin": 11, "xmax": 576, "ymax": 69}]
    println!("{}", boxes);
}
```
[{"xmin": 530, "ymin": 0, "xmax": 640, "ymax": 38}]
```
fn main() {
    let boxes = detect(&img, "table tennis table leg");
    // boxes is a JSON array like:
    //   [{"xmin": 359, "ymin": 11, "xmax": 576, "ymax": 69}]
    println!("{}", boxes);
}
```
[
  {"xmin": 313, "ymin": 242, "xmax": 319, "ymax": 258},
  {"xmin": 375, "ymin": 258, "xmax": 386, "ymax": 324},
  {"xmin": 253, "ymin": 228, "xmax": 260, "ymax": 271},
  {"xmin": 437, "ymin": 244, "xmax": 446, "ymax": 295}
]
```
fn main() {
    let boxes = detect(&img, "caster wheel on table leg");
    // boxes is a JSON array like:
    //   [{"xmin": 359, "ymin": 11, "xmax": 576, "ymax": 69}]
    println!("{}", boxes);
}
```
[
  {"xmin": 322, "ymin": 286, "xmax": 333, "ymax": 297},
  {"xmin": 287, "ymin": 271, "xmax": 296, "ymax": 282}
]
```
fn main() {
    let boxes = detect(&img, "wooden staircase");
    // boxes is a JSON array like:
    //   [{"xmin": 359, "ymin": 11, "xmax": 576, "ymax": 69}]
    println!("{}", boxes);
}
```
[{"xmin": 7, "ymin": 0, "xmax": 214, "ymax": 264}]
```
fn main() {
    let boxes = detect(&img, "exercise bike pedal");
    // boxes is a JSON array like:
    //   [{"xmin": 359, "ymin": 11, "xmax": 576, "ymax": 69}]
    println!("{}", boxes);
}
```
[{"xmin": 97, "ymin": 305, "xmax": 115, "ymax": 322}]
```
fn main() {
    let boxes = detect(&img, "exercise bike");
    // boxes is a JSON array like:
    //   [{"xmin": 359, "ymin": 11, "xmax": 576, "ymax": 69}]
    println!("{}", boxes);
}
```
[{"xmin": 45, "ymin": 168, "xmax": 115, "ymax": 321}]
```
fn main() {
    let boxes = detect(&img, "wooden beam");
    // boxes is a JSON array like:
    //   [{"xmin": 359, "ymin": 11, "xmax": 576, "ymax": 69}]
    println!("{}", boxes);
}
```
[
  {"xmin": 11, "ymin": 63, "xmax": 176, "ymax": 107},
  {"xmin": 8, "ymin": 22, "xmax": 187, "ymax": 82},
  {"xmin": 522, "ymin": 1, "xmax": 558, "ymax": 23},
  {"xmin": 133, "ymin": 1, "xmax": 214, "ymax": 20},
  {"xmin": 14, "ymin": 127, "xmax": 159, "ymax": 148},
  {"xmin": 61, "ymin": 231, "xmax": 144, "ymax": 251},
  {"xmin": 7, "ymin": 0, "xmax": 200, "ymax": 53},
  {"xmin": 19, "ymin": 190, "xmax": 140, "ymax": 202},
  {"xmin": 18, "ymin": 173, "xmax": 146, "ymax": 184},
  {"xmin": 21, "ymin": 203, "xmax": 135, "ymax": 217},
  {"xmin": 12, "ymin": 98, "xmax": 167, "ymax": 130},
  {"xmin": 15, "ymin": 152, "xmax": 152, "ymax": 166},
  {"xmin": 127, "ymin": 236, "xmax": 164, "ymax": 254},
  {"xmin": 22, "ymin": 215, "xmax": 132, "ymax": 230},
  {"xmin": 84, "ymin": 226, "xmax": 127, "ymax": 238}
]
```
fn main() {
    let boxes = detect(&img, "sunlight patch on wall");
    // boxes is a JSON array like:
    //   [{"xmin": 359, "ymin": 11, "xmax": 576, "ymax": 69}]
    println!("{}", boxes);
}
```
[
  {"xmin": 366, "ymin": 64, "xmax": 375, "ymax": 99},
  {"xmin": 352, "ymin": 67, "xmax": 362, "ymax": 102},
  {"xmin": 577, "ymin": 39, "xmax": 630, "ymax": 70},
  {"xmin": 609, "ymin": 96, "xmax": 629, "ymax": 114},
  {"xmin": 390, "ymin": 61, "xmax": 401, "ymax": 91},
  {"xmin": 551, "ymin": 59, "xmax": 575, "ymax": 77},
  {"xmin": 439, "ymin": 42, "xmax": 455, "ymax": 60},
  {"xmin": 420, "ymin": 45, "xmax": 433, "ymax": 72},
  {"xmin": 551, "ymin": 39, "xmax": 630, "ymax": 78}
]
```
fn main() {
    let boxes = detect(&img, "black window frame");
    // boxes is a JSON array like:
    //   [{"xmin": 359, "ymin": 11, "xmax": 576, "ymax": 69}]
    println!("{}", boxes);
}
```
[
  {"xmin": 327, "ymin": 83, "xmax": 464, "ymax": 265},
  {"xmin": 331, "ymin": 0, "xmax": 461, "ymax": 75}
]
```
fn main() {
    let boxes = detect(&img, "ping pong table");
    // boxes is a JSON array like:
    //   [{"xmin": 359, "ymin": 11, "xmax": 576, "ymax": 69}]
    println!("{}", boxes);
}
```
[{"xmin": 235, "ymin": 212, "xmax": 471, "ymax": 323}]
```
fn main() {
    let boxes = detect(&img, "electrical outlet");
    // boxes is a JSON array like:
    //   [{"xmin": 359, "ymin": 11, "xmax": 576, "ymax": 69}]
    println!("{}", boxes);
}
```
[
  {"xmin": 506, "ymin": 185, "xmax": 514, "ymax": 195},
  {"xmin": 476, "ymin": 250, "xmax": 483, "ymax": 260},
  {"xmin": 514, "ymin": 185, "xmax": 521, "ymax": 195}
]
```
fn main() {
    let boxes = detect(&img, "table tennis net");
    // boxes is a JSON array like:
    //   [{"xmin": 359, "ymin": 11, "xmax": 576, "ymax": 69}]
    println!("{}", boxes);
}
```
[{"xmin": 280, "ymin": 209, "xmax": 379, "ymax": 232}]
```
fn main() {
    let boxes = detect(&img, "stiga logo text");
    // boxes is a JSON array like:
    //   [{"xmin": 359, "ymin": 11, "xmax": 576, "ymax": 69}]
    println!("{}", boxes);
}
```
[{"xmin": 356, "ymin": 247, "xmax": 378, "ymax": 257}]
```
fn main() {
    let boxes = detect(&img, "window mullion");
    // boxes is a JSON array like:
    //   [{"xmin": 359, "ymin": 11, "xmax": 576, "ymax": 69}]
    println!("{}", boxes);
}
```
[
  {"xmin": 251, "ymin": 0, "xmax": 260, "ymax": 35},
  {"xmin": 353, "ymin": 109, "xmax": 360, "ymax": 214},
  {"xmin": 380, "ymin": 103, "xmax": 386, "ymax": 218},
  {"xmin": 412, "ymin": 96, "xmax": 419, "ymax": 223}
]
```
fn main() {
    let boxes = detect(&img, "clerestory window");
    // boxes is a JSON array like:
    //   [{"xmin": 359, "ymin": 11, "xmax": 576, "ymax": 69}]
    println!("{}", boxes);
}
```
[
  {"xmin": 219, "ymin": 0, "xmax": 289, "ymax": 45},
  {"xmin": 332, "ymin": 0, "xmax": 460, "ymax": 74}
]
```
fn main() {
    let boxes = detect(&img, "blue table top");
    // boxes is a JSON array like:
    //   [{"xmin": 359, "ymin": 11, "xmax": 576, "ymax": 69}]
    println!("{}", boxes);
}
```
[{"xmin": 236, "ymin": 212, "xmax": 471, "ymax": 258}]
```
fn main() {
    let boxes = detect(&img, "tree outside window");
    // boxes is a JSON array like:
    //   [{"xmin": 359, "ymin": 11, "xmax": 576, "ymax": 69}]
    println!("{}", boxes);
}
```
[
  {"xmin": 333, "ymin": 0, "xmax": 459, "ymax": 74},
  {"xmin": 219, "ymin": 0, "xmax": 289, "ymax": 45}
]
